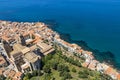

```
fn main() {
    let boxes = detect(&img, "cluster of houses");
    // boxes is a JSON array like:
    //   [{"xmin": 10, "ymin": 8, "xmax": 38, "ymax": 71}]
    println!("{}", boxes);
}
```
[
  {"xmin": 0, "ymin": 20, "xmax": 119, "ymax": 80},
  {"xmin": 0, "ymin": 21, "xmax": 55, "ymax": 80},
  {"xmin": 53, "ymin": 29, "xmax": 120, "ymax": 80}
]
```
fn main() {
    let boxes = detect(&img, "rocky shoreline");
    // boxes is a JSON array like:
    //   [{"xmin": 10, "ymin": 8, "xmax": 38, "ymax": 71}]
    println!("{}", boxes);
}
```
[{"xmin": 0, "ymin": 20, "xmax": 120, "ymax": 80}]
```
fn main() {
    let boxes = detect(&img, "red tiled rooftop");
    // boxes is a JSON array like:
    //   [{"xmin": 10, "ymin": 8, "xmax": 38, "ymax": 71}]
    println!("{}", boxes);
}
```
[
  {"xmin": 88, "ymin": 60, "xmax": 98, "ymax": 70},
  {"xmin": 0, "ymin": 68, "xmax": 4, "ymax": 75},
  {"xmin": 105, "ymin": 67, "xmax": 113, "ymax": 74},
  {"xmin": 14, "ymin": 72, "xmax": 22, "ymax": 78},
  {"xmin": 117, "ymin": 74, "xmax": 120, "ymax": 80},
  {"xmin": 82, "ymin": 62, "xmax": 89, "ymax": 68}
]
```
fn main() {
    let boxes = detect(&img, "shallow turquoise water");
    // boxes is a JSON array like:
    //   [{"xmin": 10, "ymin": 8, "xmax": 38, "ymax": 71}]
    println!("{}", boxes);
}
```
[{"xmin": 0, "ymin": 0, "xmax": 120, "ymax": 68}]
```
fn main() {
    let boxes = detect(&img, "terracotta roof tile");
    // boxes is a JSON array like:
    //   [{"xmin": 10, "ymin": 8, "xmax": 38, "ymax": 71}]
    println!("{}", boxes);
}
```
[{"xmin": 117, "ymin": 74, "xmax": 120, "ymax": 80}]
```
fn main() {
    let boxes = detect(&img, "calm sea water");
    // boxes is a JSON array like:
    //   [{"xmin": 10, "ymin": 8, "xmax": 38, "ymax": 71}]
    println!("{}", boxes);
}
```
[{"xmin": 0, "ymin": 0, "xmax": 120, "ymax": 68}]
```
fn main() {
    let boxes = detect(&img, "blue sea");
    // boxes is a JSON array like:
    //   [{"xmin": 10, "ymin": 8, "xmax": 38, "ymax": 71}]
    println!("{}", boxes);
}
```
[{"xmin": 0, "ymin": 0, "xmax": 120, "ymax": 69}]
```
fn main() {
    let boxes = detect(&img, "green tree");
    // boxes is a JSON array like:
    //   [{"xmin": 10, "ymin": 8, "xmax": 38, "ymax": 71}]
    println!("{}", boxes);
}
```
[
  {"xmin": 0, "ymin": 75, "xmax": 6, "ymax": 80},
  {"xmin": 23, "ymin": 76, "xmax": 29, "ymax": 80},
  {"xmin": 32, "ymin": 70, "xmax": 38, "ymax": 76},
  {"xmin": 25, "ymin": 73, "xmax": 32, "ymax": 79},
  {"xmin": 72, "ymin": 67, "xmax": 76, "ymax": 73},
  {"xmin": 51, "ymin": 61, "xmax": 58, "ymax": 70},
  {"xmin": 43, "ymin": 65, "xmax": 51, "ymax": 73},
  {"xmin": 60, "ymin": 71, "xmax": 72, "ymax": 80},
  {"xmin": 43, "ymin": 74, "xmax": 52, "ymax": 80},
  {"xmin": 78, "ymin": 70, "xmax": 88, "ymax": 78},
  {"xmin": 57, "ymin": 64, "xmax": 69, "ymax": 72},
  {"xmin": 64, "ymin": 72, "xmax": 72, "ymax": 79},
  {"xmin": 42, "ymin": 54, "xmax": 53, "ymax": 65},
  {"xmin": 37, "ymin": 70, "xmax": 43, "ymax": 76}
]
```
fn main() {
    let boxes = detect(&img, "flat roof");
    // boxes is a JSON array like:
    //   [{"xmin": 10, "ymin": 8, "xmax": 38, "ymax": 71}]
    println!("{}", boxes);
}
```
[
  {"xmin": 37, "ymin": 42, "xmax": 53, "ymax": 53},
  {"xmin": 21, "ymin": 47, "xmax": 30, "ymax": 54},
  {"xmin": 11, "ymin": 44, "xmax": 26, "ymax": 55},
  {"xmin": 24, "ymin": 52, "xmax": 41, "ymax": 63}
]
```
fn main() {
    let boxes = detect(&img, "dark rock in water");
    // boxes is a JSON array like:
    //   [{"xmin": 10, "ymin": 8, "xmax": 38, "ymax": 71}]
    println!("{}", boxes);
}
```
[
  {"xmin": 60, "ymin": 32, "xmax": 117, "ymax": 69},
  {"xmin": 43, "ymin": 19, "xmax": 59, "ymax": 30},
  {"xmin": 45, "ymin": 21, "xmax": 120, "ymax": 70},
  {"xmin": 60, "ymin": 33, "xmax": 72, "ymax": 43},
  {"xmin": 74, "ymin": 40, "xmax": 117, "ymax": 69},
  {"xmin": 94, "ymin": 50, "xmax": 115, "ymax": 63}
]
